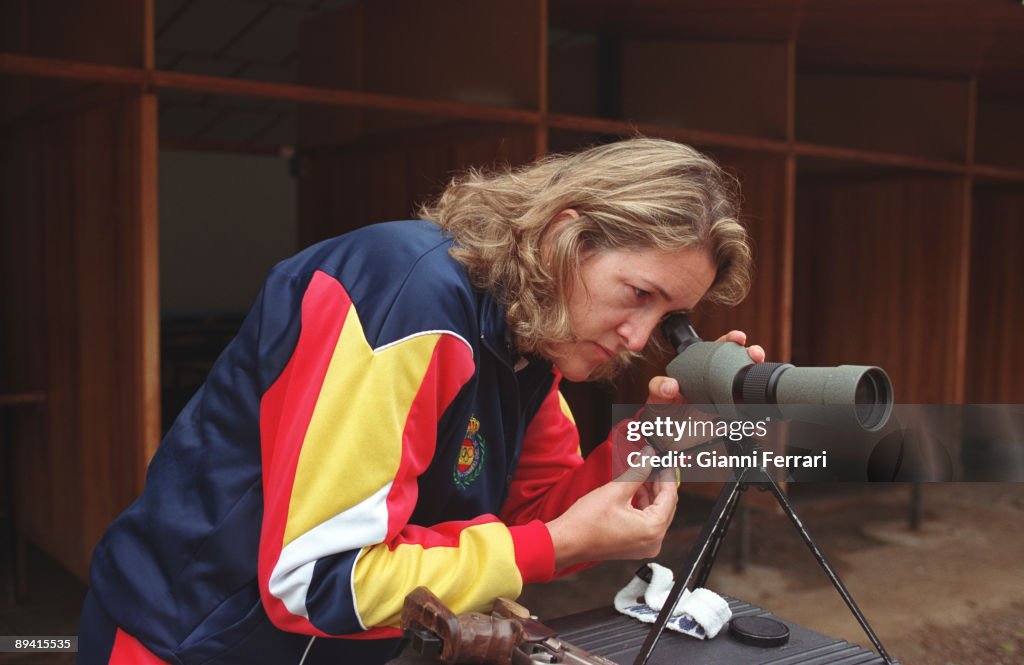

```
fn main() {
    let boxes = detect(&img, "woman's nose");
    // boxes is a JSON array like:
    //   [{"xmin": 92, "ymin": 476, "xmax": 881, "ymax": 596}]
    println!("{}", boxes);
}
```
[{"xmin": 618, "ymin": 316, "xmax": 660, "ymax": 353}]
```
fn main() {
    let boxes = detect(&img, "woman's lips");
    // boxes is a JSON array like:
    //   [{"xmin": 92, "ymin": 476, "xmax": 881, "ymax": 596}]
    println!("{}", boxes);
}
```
[{"xmin": 592, "ymin": 342, "xmax": 615, "ymax": 361}]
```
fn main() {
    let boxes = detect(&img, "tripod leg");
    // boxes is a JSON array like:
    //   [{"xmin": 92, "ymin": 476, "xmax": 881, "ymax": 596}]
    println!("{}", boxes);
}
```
[
  {"xmin": 693, "ymin": 481, "xmax": 746, "ymax": 588},
  {"xmin": 765, "ymin": 480, "xmax": 898, "ymax": 665},
  {"xmin": 633, "ymin": 474, "xmax": 749, "ymax": 665}
]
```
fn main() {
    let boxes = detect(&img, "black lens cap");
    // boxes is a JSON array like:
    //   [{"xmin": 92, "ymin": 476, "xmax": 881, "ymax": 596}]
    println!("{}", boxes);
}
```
[{"xmin": 729, "ymin": 616, "xmax": 790, "ymax": 647}]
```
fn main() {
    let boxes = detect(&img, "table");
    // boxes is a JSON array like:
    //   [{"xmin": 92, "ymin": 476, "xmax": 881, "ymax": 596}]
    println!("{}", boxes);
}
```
[{"xmin": 545, "ymin": 600, "xmax": 890, "ymax": 664}]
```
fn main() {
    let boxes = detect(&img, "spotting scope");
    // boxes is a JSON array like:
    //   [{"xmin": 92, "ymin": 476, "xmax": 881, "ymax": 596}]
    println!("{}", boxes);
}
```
[{"xmin": 663, "ymin": 314, "xmax": 893, "ymax": 431}]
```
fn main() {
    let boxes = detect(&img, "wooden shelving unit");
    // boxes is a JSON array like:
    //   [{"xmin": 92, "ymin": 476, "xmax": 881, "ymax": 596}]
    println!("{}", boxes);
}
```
[{"xmin": 2, "ymin": 0, "xmax": 1022, "ymax": 579}]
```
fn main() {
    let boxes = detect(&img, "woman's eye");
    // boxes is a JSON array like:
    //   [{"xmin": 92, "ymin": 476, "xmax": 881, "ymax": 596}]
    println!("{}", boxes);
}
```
[{"xmin": 633, "ymin": 287, "xmax": 651, "ymax": 299}]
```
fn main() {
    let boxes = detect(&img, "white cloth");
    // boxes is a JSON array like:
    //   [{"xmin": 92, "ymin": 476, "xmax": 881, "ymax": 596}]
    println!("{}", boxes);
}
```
[{"xmin": 613, "ymin": 563, "xmax": 731, "ymax": 639}]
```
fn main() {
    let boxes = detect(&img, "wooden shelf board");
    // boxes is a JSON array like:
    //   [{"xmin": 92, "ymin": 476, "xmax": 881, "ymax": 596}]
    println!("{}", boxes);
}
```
[
  {"xmin": 0, "ymin": 52, "xmax": 541, "ymax": 126},
  {"xmin": 8, "ymin": 51, "xmax": 1024, "ymax": 185},
  {"xmin": 972, "ymin": 164, "xmax": 1024, "ymax": 184},
  {"xmin": 546, "ymin": 112, "xmax": 789, "ymax": 153},
  {"xmin": 793, "ymin": 142, "xmax": 965, "ymax": 175}
]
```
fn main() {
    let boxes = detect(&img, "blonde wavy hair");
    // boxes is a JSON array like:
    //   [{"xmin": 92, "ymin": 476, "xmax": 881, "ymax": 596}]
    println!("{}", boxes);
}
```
[{"xmin": 419, "ymin": 137, "xmax": 752, "ymax": 370}]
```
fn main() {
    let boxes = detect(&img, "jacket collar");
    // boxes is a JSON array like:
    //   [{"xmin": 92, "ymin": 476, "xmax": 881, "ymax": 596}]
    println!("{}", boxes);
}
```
[
  {"xmin": 478, "ymin": 290, "xmax": 552, "ymax": 375},
  {"xmin": 478, "ymin": 290, "xmax": 516, "ymax": 368}
]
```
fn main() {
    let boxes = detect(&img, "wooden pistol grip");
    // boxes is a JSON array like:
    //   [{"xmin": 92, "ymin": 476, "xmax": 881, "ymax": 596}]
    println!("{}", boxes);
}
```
[{"xmin": 402, "ymin": 587, "xmax": 522, "ymax": 664}]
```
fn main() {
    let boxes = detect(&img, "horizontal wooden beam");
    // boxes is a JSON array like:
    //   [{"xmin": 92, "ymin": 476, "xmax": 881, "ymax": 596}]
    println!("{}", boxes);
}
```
[
  {"xmin": 0, "ymin": 52, "xmax": 540, "ymax": 126},
  {"xmin": 150, "ymin": 69, "xmax": 541, "ymax": 125},
  {"xmin": 547, "ymin": 112, "xmax": 790, "ymax": 154},
  {"xmin": 5, "ymin": 51, "xmax": 1024, "ymax": 184},
  {"xmin": 971, "ymin": 163, "xmax": 1024, "ymax": 184},
  {"xmin": 794, "ymin": 141, "xmax": 966, "ymax": 175},
  {"xmin": 0, "ymin": 53, "xmax": 146, "ymax": 86}
]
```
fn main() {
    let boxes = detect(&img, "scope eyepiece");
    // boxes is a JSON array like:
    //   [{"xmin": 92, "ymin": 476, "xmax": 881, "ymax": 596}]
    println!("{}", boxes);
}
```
[{"xmin": 662, "ymin": 314, "xmax": 702, "ymax": 354}]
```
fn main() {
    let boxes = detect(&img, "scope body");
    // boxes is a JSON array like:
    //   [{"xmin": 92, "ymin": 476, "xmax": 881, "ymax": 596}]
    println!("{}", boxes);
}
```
[{"xmin": 662, "ymin": 315, "xmax": 893, "ymax": 432}]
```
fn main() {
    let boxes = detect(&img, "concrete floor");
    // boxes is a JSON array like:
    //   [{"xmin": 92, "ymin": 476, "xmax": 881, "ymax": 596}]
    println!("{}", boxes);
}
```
[{"xmin": 2, "ymin": 483, "xmax": 1022, "ymax": 664}]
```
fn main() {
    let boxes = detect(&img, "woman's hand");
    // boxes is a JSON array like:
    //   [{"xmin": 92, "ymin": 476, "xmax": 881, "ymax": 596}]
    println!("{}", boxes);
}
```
[
  {"xmin": 546, "ymin": 330, "xmax": 766, "ymax": 569},
  {"xmin": 545, "ymin": 362, "xmax": 692, "ymax": 567},
  {"xmin": 716, "ymin": 329, "xmax": 765, "ymax": 363},
  {"xmin": 546, "ymin": 472, "xmax": 678, "ymax": 568}
]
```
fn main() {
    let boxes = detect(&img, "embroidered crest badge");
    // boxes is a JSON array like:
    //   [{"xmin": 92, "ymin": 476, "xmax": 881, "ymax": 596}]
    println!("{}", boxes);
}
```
[{"xmin": 454, "ymin": 416, "xmax": 486, "ymax": 489}]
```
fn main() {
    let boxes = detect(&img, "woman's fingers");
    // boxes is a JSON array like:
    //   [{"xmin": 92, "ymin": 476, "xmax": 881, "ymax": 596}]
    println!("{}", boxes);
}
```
[
  {"xmin": 647, "ymin": 376, "xmax": 682, "ymax": 404},
  {"xmin": 716, "ymin": 330, "xmax": 765, "ymax": 363}
]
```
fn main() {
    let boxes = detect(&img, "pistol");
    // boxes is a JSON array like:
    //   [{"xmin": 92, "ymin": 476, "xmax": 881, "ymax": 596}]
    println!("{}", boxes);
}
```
[{"xmin": 401, "ymin": 586, "xmax": 617, "ymax": 665}]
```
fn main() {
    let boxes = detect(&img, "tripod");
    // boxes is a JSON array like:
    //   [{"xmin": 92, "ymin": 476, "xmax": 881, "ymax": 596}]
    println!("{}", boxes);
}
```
[{"xmin": 632, "ymin": 436, "xmax": 899, "ymax": 665}]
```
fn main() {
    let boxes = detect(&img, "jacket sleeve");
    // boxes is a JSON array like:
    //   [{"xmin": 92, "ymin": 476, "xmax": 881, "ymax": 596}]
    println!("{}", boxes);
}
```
[
  {"xmin": 499, "ymin": 376, "xmax": 617, "ymax": 528},
  {"xmin": 256, "ymin": 270, "xmax": 555, "ymax": 638}
]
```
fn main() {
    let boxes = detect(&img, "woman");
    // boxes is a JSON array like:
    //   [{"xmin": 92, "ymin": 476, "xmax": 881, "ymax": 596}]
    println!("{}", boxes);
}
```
[{"xmin": 79, "ymin": 137, "xmax": 762, "ymax": 665}]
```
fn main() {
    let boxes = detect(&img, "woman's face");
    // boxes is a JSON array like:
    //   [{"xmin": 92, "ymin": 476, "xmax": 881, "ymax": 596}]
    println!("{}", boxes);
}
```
[{"xmin": 549, "ymin": 245, "xmax": 716, "ymax": 382}]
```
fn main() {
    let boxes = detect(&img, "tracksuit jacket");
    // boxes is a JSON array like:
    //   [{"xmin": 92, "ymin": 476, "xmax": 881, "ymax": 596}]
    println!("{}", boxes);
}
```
[{"xmin": 86, "ymin": 220, "xmax": 616, "ymax": 664}]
